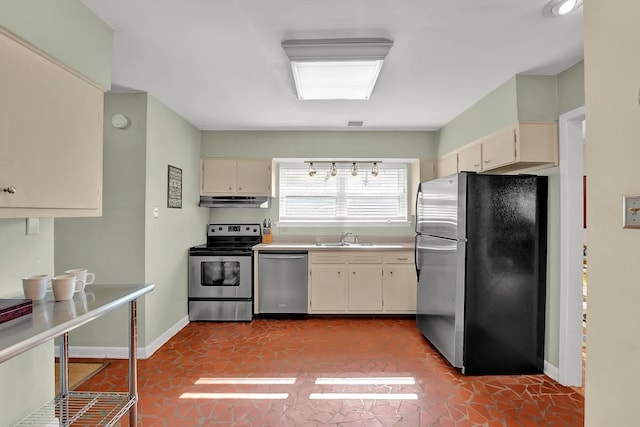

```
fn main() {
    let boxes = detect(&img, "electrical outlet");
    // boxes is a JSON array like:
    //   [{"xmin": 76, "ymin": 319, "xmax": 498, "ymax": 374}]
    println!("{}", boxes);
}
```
[{"xmin": 153, "ymin": 207, "xmax": 159, "ymax": 218}]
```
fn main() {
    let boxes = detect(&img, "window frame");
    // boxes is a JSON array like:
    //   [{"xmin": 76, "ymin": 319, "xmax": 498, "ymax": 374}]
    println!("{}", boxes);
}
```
[{"xmin": 276, "ymin": 160, "xmax": 413, "ymax": 227}]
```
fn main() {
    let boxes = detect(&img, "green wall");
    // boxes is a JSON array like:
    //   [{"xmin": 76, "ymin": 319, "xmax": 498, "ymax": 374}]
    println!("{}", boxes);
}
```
[
  {"xmin": 0, "ymin": 0, "xmax": 112, "ymax": 89},
  {"xmin": 201, "ymin": 131, "xmax": 436, "ymax": 158},
  {"xmin": 0, "ymin": 1, "xmax": 112, "ymax": 423},
  {"xmin": 436, "ymin": 64, "xmax": 584, "ymax": 158},
  {"xmin": 516, "ymin": 75, "xmax": 559, "ymax": 121},
  {"xmin": 201, "ymin": 131, "xmax": 436, "ymax": 238},
  {"xmin": 558, "ymin": 61, "xmax": 585, "ymax": 114},
  {"xmin": 143, "ymin": 95, "xmax": 209, "ymax": 343},
  {"xmin": 56, "ymin": 93, "xmax": 148, "ymax": 347},
  {"xmin": 0, "ymin": 220, "xmax": 55, "ymax": 425},
  {"xmin": 436, "ymin": 77, "xmax": 518, "ymax": 156},
  {"xmin": 56, "ymin": 93, "xmax": 208, "ymax": 348}
]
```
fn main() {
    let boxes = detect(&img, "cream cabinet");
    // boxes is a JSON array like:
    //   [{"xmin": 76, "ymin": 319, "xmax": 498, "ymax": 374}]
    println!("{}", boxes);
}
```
[
  {"xmin": 457, "ymin": 144, "xmax": 482, "ymax": 173},
  {"xmin": 420, "ymin": 159, "xmax": 436, "ymax": 183},
  {"xmin": 346, "ymin": 252, "xmax": 383, "ymax": 312},
  {"xmin": 382, "ymin": 252, "xmax": 417, "ymax": 313},
  {"xmin": 436, "ymin": 154, "xmax": 458, "ymax": 178},
  {"xmin": 200, "ymin": 158, "xmax": 272, "ymax": 196},
  {"xmin": 308, "ymin": 250, "xmax": 416, "ymax": 314},
  {"xmin": 0, "ymin": 29, "xmax": 104, "ymax": 218},
  {"xmin": 480, "ymin": 121, "xmax": 558, "ymax": 173},
  {"xmin": 436, "ymin": 121, "xmax": 558, "ymax": 177},
  {"xmin": 309, "ymin": 252, "xmax": 347, "ymax": 313}
]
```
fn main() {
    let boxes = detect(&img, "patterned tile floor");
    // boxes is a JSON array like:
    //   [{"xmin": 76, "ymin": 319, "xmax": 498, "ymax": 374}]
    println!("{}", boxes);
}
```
[{"xmin": 78, "ymin": 318, "xmax": 584, "ymax": 426}]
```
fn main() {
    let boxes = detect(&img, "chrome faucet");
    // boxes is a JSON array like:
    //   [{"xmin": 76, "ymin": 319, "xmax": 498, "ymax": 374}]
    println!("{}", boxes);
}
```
[{"xmin": 340, "ymin": 232, "xmax": 358, "ymax": 244}]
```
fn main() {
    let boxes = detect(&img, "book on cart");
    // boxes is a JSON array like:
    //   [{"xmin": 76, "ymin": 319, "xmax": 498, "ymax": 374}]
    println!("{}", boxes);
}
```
[{"xmin": 0, "ymin": 299, "xmax": 33, "ymax": 324}]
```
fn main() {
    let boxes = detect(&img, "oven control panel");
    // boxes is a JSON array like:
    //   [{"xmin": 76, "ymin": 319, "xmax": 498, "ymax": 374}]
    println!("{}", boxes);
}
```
[{"xmin": 207, "ymin": 223, "xmax": 261, "ymax": 236}]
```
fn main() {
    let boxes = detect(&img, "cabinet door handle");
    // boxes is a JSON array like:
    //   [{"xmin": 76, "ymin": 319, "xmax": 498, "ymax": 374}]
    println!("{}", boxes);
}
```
[
  {"xmin": 484, "ymin": 159, "xmax": 491, "ymax": 164},
  {"xmin": 473, "ymin": 163, "xmax": 480, "ymax": 167},
  {"xmin": 397, "ymin": 257, "xmax": 408, "ymax": 261},
  {"xmin": 228, "ymin": 186, "xmax": 233, "ymax": 190},
  {"xmin": 3, "ymin": 186, "xmax": 16, "ymax": 194}
]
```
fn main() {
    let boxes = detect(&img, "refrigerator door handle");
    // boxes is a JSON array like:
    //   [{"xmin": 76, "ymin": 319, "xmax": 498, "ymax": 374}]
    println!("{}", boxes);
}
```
[
  {"xmin": 414, "ymin": 234, "xmax": 420, "ymax": 279},
  {"xmin": 415, "ymin": 183, "xmax": 422, "ymax": 234}
]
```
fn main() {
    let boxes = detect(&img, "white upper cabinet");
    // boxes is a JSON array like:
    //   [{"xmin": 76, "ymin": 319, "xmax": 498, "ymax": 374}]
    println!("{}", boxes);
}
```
[
  {"xmin": 457, "ymin": 144, "xmax": 482, "ymax": 173},
  {"xmin": 201, "ymin": 158, "xmax": 272, "ymax": 196},
  {"xmin": 436, "ymin": 121, "xmax": 558, "ymax": 177},
  {"xmin": 236, "ymin": 160, "xmax": 272, "ymax": 195},
  {"xmin": 480, "ymin": 121, "xmax": 558, "ymax": 173},
  {"xmin": 436, "ymin": 154, "xmax": 458, "ymax": 178},
  {"xmin": 420, "ymin": 159, "xmax": 436, "ymax": 183},
  {"xmin": 0, "ymin": 29, "xmax": 104, "ymax": 218}
]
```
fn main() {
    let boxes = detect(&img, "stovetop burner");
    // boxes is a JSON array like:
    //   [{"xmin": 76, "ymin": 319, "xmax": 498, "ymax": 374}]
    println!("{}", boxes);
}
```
[{"xmin": 190, "ymin": 223, "xmax": 262, "ymax": 255}]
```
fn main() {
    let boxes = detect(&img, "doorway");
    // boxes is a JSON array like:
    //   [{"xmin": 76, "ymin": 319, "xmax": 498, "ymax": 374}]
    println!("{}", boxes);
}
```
[{"xmin": 558, "ymin": 106, "xmax": 585, "ymax": 386}]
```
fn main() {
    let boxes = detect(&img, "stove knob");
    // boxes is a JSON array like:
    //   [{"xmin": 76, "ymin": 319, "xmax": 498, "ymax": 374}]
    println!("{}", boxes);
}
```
[
  {"xmin": 253, "ymin": 228, "xmax": 258, "ymax": 232},
  {"xmin": 218, "ymin": 227, "xmax": 222, "ymax": 231},
  {"xmin": 246, "ymin": 226, "xmax": 250, "ymax": 231}
]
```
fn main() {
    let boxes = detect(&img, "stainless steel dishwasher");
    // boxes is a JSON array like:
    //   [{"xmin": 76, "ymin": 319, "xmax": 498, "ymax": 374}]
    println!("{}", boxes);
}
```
[{"xmin": 258, "ymin": 250, "xmax": 308, "ymax": 314}]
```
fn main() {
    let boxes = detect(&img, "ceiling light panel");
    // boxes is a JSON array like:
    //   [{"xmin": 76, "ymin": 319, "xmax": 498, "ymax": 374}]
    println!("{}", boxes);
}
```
[
  {"xmin": 291, "ymin": 60, "xmax": 383, "ymax": 100},
  {"xmin": 282, "ymin": 38, "xmax": 393, "ymax": 101}
]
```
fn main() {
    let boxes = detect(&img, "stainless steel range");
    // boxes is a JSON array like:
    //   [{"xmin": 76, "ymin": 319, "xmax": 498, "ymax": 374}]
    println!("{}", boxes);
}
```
[{"xmin": 188, "ymin": 223, "xmax": 261, "ymax": 321}]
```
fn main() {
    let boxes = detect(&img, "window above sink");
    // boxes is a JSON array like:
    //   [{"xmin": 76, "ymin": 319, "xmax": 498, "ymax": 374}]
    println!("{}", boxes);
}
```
[{"xmin": 278, "ymin": 160, "xmax": 412, "ymax": 226}]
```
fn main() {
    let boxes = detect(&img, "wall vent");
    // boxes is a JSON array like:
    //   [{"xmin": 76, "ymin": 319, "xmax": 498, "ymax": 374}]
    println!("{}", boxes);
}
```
[{"xmin": 347, "ymin": 121, "xmax": 364, "ymax": 127}]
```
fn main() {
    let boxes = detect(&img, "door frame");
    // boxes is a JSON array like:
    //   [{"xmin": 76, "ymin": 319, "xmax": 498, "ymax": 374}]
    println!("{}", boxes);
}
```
[{"xmin": 558, "ymin": 105, "xmax": 585, "ymax": 386}]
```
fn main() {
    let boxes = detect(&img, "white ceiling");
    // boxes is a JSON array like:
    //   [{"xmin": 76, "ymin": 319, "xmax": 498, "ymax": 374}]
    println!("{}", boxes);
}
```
[{"xmin": 81, "ymin": 0, "xmax": 583, "ymax": 131}]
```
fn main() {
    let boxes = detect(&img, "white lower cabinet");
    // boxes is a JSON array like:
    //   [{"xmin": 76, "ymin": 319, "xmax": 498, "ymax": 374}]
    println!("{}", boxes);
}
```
[
  {"xmin": 383, "ymin": 264, "xmax": 417, "ymax": 312},
  {"xmin": 347, "ymin": 253, "xmax": 383, "ymax": 311},
  {"xmin": 309, "ymin": 250, "xmax": 416, "ymax": 314},
  {"xmin": 309, "ymin": 264, "xmax": 346, "ymax": 312}
]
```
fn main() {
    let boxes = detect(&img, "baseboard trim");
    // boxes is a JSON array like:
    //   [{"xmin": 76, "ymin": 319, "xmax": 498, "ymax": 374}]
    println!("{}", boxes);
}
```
[
  {"xmin": 55, "ymin": 316, "xmax": 189, "ymax": 360},
  {"xmin": 142, "ymin": 315, "xmax": 189, "ymax": 358},
  {"xmin": 544, "ymin": 360, "xmax": 559, "ymax": 382}
]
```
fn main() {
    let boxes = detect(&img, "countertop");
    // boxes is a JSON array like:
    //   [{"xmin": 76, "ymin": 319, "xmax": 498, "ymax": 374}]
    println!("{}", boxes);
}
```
[
  {"xmin": 253, "ymin": 242, "xmax": 414, "ymax": 251},
  {"xmin": 0, "ymin": 283, "xmax": 155, "ymax": 363}
]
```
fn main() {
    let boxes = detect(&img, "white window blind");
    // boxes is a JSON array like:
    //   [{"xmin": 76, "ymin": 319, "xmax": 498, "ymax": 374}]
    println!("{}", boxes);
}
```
[{"xmin": 278, "ymin": 162, "xmax": 408, "ymax": 224}]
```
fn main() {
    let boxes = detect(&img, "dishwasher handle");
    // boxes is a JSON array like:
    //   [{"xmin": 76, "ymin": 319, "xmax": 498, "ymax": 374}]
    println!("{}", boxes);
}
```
[{"xmin": 260, "ymin": 255, "xmax": 306, "ymax": 260}]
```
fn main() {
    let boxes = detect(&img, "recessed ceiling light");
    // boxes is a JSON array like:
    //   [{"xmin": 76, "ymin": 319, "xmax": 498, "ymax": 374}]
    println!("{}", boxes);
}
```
[
  {"xmin": 542, "ymin": 0, "xmax": 583, "ymax": 17},
  {"xmin": 282, "ymin": 38, "xmax": 393, "ymax": 101}
]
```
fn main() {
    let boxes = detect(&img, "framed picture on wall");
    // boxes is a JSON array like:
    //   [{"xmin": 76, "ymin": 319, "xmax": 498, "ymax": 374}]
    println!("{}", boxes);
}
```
[{"xmin": 168, "ymin": 165, "xmax": 182, "ymax": 208}]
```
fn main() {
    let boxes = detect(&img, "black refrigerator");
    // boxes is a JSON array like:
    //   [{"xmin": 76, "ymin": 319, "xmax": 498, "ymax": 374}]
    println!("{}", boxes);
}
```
[{"xmin": 414, "ymin": 172, "xmax": 547, "ymax": 375}]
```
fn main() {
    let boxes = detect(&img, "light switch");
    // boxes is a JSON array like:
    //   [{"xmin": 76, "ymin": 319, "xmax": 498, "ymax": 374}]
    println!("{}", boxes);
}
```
[
  {"xmin": 623, "ymin": 195, "xmax": 640, "ymax": 229},
  {"xmin": 153, "ymin": 207, "xmax": 159, "ymax": 218},
  {"xmin": 26, "ymin": 218, "xmax": 39, "ymax": 235}
]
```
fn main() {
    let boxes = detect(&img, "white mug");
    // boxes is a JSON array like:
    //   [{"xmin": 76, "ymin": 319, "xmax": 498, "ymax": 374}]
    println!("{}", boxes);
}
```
[
  {"xmin": 51, "ymin": 274, "xmax": 84, "ymax": 301},
  {"xmin": 64, "ymin": 268, "xmax": 95, "ymax": 292},
  {"xmin": 22, "ymin": 274, "xmax": 49, "ymax": 300}
]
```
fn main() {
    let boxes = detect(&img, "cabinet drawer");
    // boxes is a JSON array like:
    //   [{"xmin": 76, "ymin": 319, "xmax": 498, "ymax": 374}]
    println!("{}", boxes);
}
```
[
  {"xmin": 310, "ymin": 252, "xmax": 347, "ymax": 264},
  {"xmin": 382, "ymin": 252, "xmax": 413, "ymax": 264},
  {"xmin": 347, "ymin": 252, "xmax": 382, "ymax": 264}
]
